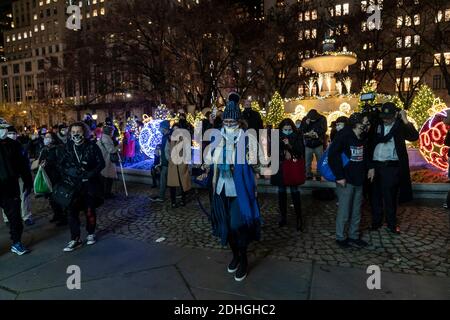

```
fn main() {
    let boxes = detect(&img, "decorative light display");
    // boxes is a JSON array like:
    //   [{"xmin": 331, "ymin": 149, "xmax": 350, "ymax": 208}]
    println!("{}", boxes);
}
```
[
  {"xmin": 266, "ymin": 91, "xmax": 286, "ymax": 127},
  {"xmin": 410, "ymin": 84, "xmax": 437, "ymax": 129},
  {"xmin": 139, "ymin": 119, "xmax": 163, "ymax": 159},
  {"xmin": 186, "ymin": 111, "xmax": 206, "ymax": 127},
  {"xmin": 290, "ymin": 104, "xmax": 307, "ymax": 122},
  {"xmin": 419, "ymin": 108, "xmax": 450, "ymax": 171},
  {"xmin": 154, "ymin": 104, "xmax": 170, "ymax": 120}
]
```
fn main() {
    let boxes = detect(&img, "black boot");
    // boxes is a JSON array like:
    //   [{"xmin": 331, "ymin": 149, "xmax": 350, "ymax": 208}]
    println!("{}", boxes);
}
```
[
  {"xmin": 292, "ymin": 191, "xmax": 303, "ymax": 232},
  {"xmin": 278, "ymin": 191, "xmax": 287, "ymax": 227},
  {"xmin": 227, "ymin": 243, "xmax": 240, "ymax": 273},
  {"xmin": 235, "ymin": 247, "xmax": 248, "ymax": 281}
]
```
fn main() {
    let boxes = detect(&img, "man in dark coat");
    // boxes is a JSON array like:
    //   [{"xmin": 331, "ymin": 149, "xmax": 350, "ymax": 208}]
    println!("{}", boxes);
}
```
[
  {"xmin": 0, "ymin": 119, "xmax": 33, "ymax": 255},
  {"xmin": 302, "ymin": 109, "xmax": 327, "ymax": 180},
  {"xmin": 367, "ymin": 103, "xmax": 419, "ymax": 234},
  {"xmin": 242, "ymin": 99, "xmax": 264, "ymax": 138}
]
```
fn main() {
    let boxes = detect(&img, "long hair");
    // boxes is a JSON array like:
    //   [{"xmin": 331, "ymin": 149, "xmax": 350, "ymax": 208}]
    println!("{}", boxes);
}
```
[
  {"xmin": 68, "ymin": 121, "xmax": 91, "ymax": 139},
  {"xmin": 278, "ymin": 118, "xmax": 296, "ymax": 131}
]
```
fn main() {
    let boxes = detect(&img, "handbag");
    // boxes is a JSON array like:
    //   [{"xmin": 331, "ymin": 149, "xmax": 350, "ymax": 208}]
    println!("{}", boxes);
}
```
[
  {"xmin": 318, "ymin": 148, "xmax": 350, "ymax": 182},
  {"xmin": 51, "ymin": 178, "xmax": 80, "ymax": 209},
  {"xmin": 33, "ymin": 166, "xmax": 53, "ymax": 195},
  {"xmin": 282, "ymin": 157, "xmax": 306, "ymax": 186}
]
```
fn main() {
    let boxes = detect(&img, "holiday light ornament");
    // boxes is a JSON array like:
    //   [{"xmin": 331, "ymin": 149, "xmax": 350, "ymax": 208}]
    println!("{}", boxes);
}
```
[
  {"xmin": 139, "ymin": 119, "xmax": 163, "ymax": 159},
  {"xmin": 419, "ymin": 108, "xmax": 450, "ymax": 171}
]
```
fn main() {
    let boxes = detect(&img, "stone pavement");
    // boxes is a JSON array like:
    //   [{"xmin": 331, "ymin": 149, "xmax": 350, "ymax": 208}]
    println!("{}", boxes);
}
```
[{"xmin": 0, "ymin": 182, "xmax": 449, "ymax": 300}]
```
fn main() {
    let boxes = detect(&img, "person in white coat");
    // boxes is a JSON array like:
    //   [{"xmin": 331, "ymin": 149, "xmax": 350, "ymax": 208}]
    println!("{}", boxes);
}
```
[{"xmin": 97, "ymin": 125, "xmax": 118, "ymax": 198}]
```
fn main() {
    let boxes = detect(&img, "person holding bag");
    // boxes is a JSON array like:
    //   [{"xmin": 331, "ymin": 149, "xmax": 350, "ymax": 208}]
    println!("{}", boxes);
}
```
[
  {"xmin": 97, "ymin": 125, "xmax": 119, "ymax": 199},
  {"xmin": 58, "ymin": 122, "xmax": 105, "ymax": 252},
  {"xmin": 271, "ymin": 118, "xmax": 305, "ymax": 231},
  {"xmin": 328, "ymin": 113, "xmax": 370, "ymax": 248}
]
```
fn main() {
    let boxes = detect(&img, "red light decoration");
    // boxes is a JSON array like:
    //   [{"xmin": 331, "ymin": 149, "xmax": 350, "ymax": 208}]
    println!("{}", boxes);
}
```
[{"xmin": 419, "ymin": 109, "xmax": 450, "ymax": 171}]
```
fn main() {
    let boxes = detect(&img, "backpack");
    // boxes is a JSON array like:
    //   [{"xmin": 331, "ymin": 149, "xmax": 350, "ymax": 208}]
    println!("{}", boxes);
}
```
[{"xmin": 318, "ymin": 147, "xmax": 350, "ymax": 182}]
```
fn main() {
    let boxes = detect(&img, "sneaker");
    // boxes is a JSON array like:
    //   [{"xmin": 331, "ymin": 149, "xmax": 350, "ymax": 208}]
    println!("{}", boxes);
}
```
[
  {"xmin": 234, "ymin": 262, "xmax": 248, "ymax": 281},
  {"xmin": 11, "ymin": 242, "xmax": 30, "ymax": 256},
  {"xmin": 63, "ymin": 239, "xmax": 83, "ymax": 252},
  {"xmin": 336, "ymin": 239, "xmax": 350, "ymax": 248},
  {"xmin": 227, "ymin": 256, "xmax": 240, "ymax": 273},
  {"xmin": 348, "ymin": 238, "xmax": 369, "ymax": 247},
  {"xmin": 86, "ymin": 234, "xmax": 96, "ymax": 245},
  {"xmin": 151, "ymin": 197, "xmax": 164, "ymax": 203},
  {"xmin": 24, "ymin": 218, "xmax": 34, "ymax": 226}
]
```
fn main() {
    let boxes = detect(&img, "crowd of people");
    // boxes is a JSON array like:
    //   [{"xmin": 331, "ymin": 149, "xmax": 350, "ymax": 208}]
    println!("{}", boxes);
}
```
[{"xmin": 0, "ymin": 92, "xmax": 421, "ymax": 282}]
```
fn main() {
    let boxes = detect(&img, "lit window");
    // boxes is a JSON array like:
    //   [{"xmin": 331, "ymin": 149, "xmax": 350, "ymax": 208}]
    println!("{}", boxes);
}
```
[
  {"xmin": 414, "ymin": 14, "xmax": 420, "ymax": 25},
  {"xmin": 39, "ymin": 1, "xmax": 43, "ymax": 6},
  {"xmin": 93, "ymin": 10, "xmax": 98, "ymax": 17},
  {"xmin": 100, "ymin": 8, "xmax": 105, "ymax": 15},
  {"xmin": 335, "ymin": 4, "xmax": 342, "ymax": 16},
  {"xmin": 397, "ymin": 16, "xmax": 403, "ymax": 28},
  {"xmin": 414, "ymin": 35, "xmax": 420, "ymax": 45},
  {"xmin": 34, "ymin": 25, "xmax": 38, "ymax": 32},
  {"xmin": 396, "ymin": 37, "xmax": 402, "ymax": 48},
  {"xmin": 445, "ymin": 52, "xmax": 450, "ymax": 65},
  {"xmin": 377, "ymin": 60, "xmax": 383, "ymax": 70},
  {"xmin": 41, "ymin": 23, "xmax": 45, "ymax": 31},
  {"xmin": 298, "ymin": 31, "xmax": 303, "ymax": 40},
  {"xmin": 343, "ymin": 3, "xmax": 349, "ymax": 15},
  {"xmin": 343, "ymin": 24, "xmax": 349, "ymax": 34},
  {"xmin": 23, "ymin": 32, "xmax": 27, "ymax": 39},
  {"xmin": 446, "ymin": 9, "xmax": 450, "ymax": 21},
  {"xmin": 311, "ymin": 10, "xmax": 317, "ymax": 20},
  {"xmin": 405, "ymin": 56, "xmax": 411, "ymax": 68},
  {"xmin": 12, "ymin": 35, "xmax": 16, "ymax": 41},
  {"xmin": 298, "ymin": 12, "xmax": 303, "ymax": 21},
  {"xmin": 93, "ymin": 0, "xmax": 97, "ymax": 4},
  {"xmin": 396, "ymin": 78, "xmax": 401, "ymax": 91},
  {"xmin": 17, "ymin": 34, "xmax": 21, "ymax": 40},
  {"xmin": 6, "ymin": 36, "xmax": 10, "ymax": 42},
  {"xmin": 305, "ymin": 11, "xmax": 310, "ymax": 21},
  {"xmin": 405, "ymin": 36, "xmax": 412, "ymax": 48},
  {"xmin": 436, "ymin": 10, "xmax": 443, "ymax": 23},
  {"xmin": 86, "ymin": 12, "xmax": 90, "ymax": 18},
  {"xmin": 305, "ymin": 29, "xmax": 310, "ymax": 39},
  {"xmin": 33, "ymin": 14, "xmax": 37, "ymax": 20},
  {"xmin": 361, "ymin": 61, "xmax": 365, "ymax": 70},
  {"xmin": 46, "ymin": 0, "xmax": 50, "ymax": 4},
  {"xmin": 361, "ymin": 1, "xmax": 368, "ymax": 11},
  {"xmin": 413, "ymin": 77, "xmax": 420, "ymax": 87},
  {"xmin": 396, "ymin": 57, "xmax": 402, "ymax": 69},
  {"xmin": 405, "ymin": 16, "xmax": 412, "ymax": 26},
  {"xmin": 312, "ymin": 29, "xmax": 317, "ymax": 39},
  {"xmin": 404, "ymin": 77, "xmax": 411, "ymax": 91}
]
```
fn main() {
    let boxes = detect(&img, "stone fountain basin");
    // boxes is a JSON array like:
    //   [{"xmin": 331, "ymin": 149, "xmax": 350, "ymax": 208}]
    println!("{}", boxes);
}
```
[{"xmin": 301, "ymin": 54, "xmax": 357, "ymax": 74}]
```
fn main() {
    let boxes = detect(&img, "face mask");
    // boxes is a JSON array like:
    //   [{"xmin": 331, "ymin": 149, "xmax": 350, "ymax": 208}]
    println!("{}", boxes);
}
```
[
  {"xmin": 282, "ymin": 129, "xmax": 293, "ymax": 136},
  {"xmin": 60, "ymin": 129, "xmax": 67, "ymax": 136},
  {"xmin": 336, "ymin": 123, "xmax": 345, "ymax": 131},
  {"xmin": 72, "ymin": 133, "xmax": 84, "ymax": 145},
  {"xmin": 295, "ymin": 123, "xmax": 301, "ymax": 129},
  {"xmin": 224, "ymin": 125, "xmax": 239, "ymax": 135},
  {"xmin": 7, "ymin": 133, "xmax": 17, "ymax": 140},
  {"xmin": 0, "ymin": 128, "xmax": 7, "ymax": 140},
  {"xmin": 44, "ymin": 137, "xmax": 53, "ymax": 146}
]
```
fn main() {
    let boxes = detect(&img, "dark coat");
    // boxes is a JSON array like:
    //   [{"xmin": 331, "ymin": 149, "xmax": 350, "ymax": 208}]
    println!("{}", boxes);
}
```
[
  {"xmin": 301, "ymin": 115, "xmax": 327, "ymax": 148},
  {"xmin": 59, "ymin": 140, "xmax": 105, "ymax": 208},
  {"xmin": 270, "ymin": 132, "xmax": 305, "ymax": 187},
  {"xmin": 368, "ymin": 119, "xmax": 419, "ymax": 203},
  {"xmin": 242, "ymin": 109, "xmax": 264, "ymax": 133},
  {"xmin": 0, "ymin": 138, "xmax": 33, "ymax": 196},
  {"xmin": 39, "ymin": 144, "xmax": 64, "ymax": 185}
]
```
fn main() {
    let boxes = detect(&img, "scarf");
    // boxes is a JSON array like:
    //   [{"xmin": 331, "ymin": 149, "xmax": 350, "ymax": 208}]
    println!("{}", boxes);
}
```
[{"xmin": 374, "ymin": 119, "xmax": 400, "ymax": 145}]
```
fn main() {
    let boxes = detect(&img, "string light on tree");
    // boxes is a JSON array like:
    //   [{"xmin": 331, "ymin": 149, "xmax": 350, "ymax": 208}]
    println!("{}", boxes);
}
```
[
  {"xmin": 410, "ymin": 84, "xmax": 436, "ymax": 129},
  {"xmin": 154, "ymin": 104, "xmax": 170, "ymax": 120},
  {"xmin": 266, "ymin": 91, "xmax": 286, "ymax": 127}
]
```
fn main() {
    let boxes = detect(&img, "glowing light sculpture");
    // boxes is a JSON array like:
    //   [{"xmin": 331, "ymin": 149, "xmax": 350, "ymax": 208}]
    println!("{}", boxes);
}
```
[
  {"xmin": 418, "ymin": 108, "xmax": 450, "ymax": 171},
  {"xmin": 139, "ymin": 119, "xmax": 163, "ymax": 159}
]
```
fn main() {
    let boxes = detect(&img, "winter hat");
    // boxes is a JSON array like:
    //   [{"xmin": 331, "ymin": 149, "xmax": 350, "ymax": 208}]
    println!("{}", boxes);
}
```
[
  {"xmin": 348, "ymin": 113, "xmax": 364, "ymax": 128},
  {"xmin": 228, "ymin": 92, "xmax": 241, "ymax": 104},
  {"xmin": 223, "ymin": 100, "xmax": 242, "ymax": 121}
]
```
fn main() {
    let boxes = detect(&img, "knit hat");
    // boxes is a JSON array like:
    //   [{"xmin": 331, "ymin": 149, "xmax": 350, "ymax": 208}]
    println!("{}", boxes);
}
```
[
  {"xmin": 228, "ymin": 92, "xmax": 241, "ymax": 104},
  {"xmin": 222, "ymin": 101, "xmax": 241, "ymax": 121}
]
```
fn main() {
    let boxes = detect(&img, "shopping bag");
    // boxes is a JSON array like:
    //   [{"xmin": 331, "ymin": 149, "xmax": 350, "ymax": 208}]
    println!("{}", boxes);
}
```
[
  {"xmin": 33, "ymin": 166, "xmax": 53, "ymax": 195},
  {"xmin": 282, "ymin": 158, "xmax": 306, "ymax": 186},
  {"xmin": 318, "ymin": 148, "xmax": 349, "ymax": 182}
]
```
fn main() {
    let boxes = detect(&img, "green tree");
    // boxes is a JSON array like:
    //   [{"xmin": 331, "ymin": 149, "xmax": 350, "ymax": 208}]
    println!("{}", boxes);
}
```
[{"xmin": 265, "ymin": 92, "xmax": 285, "ymax": 127}]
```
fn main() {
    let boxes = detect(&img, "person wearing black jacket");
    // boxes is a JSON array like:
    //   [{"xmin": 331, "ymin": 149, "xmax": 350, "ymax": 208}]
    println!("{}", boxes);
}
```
[
  {"xmin": 0, "ymin": 119, "xmax": 33, "ymax": 255},
  {"xmin": 39, "ymin": 132, "xmax": 66, "ymax": 225},
  {"xmin": 328, "ymin": 113, "xmax": 370, "ymax": 248},
  {"xmin": 271, "ymin": 118, "xmax": 305, "ymax": 230},
  {"xmin": 242, "ymin": 100, "xmax": 264, "ymax": 137},
  {"xmin": 59, "ymin": 122, "xmax": 105, "ymax": 252},
  {"xmin": 367, "ymin": 103, "xmax": 419, "ymax": 234},
  {"xmin": 302, "ymin": 109, "xmax": 327, "ymax": 180}
]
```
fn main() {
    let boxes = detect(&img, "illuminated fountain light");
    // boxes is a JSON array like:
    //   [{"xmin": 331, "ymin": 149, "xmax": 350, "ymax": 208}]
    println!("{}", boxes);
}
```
[
  {"xmin": 139, "ymin": 119, "xmax": 163, "ymax": 159},
  {"xmin": 324, "ymin": 73, "xmax": 332, "ymax": 93},
  {"xmin": 317, "ymin": 74, "xmax": 324, "ymax": 93},
  {"xmin": 307, "ymin": 78, "xmax": 315, "ymax": 96},
  {"xmin": 343, "ymin": 77, "xmax": 352, "ymax": 94},
  {"xmin": 336, "ymin": 81, "xmax": 343, "ymax": 95}
]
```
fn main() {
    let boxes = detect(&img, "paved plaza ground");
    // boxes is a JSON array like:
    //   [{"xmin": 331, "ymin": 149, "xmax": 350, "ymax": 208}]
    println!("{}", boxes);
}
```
[{"xmin": 0, "ymin": 183, "xmax": 449, "ymax": 300}]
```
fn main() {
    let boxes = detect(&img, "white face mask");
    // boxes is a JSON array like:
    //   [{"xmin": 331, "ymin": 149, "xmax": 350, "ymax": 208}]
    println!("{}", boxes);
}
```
[
  {"xmin": 44, "ymin": 137, "xmax": 53, "ymax": 146},
  {"xmin": 0, "ymin": 128, "xmax": 7, "ymax": 140},
  {"xmin": 72, "ymin": 133, "xmax": 84, "ymax": 145},
  {"xmin": 7, "ymin": 133, "xmax": 17, "ymax": 140},
  {"xmin": 224, "ymin": 125, "xmax": 239, "ymax": 136},
  {"xmin": 336, "ymin": 123, "xmax": 345, "ymax": 131}
]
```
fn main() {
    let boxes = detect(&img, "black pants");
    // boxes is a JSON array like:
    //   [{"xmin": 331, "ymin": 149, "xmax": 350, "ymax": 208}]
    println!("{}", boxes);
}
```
[
  {"xmin": 371, "ymin": 163, "xmax": 400, "ymax": 229},
  {"xmin": 0, "ymin": 195, "xmax": 23, "ymax": 244},
  {"xmin": 170, "ymin": 187, "xmax": 186, "ymax": 204},
  {"xmin": 278, "ymin": 186, "xmax": 303, "ymax": 228},
  {"xmin": 151, "ymin": 168, "xmax": 159, "ymax": 187},
  {"xmin": 49, "ymin": 198, "xmax": 66, "ymax": 221},
  {"xmin": 68, "ymin": 195, "xmax": 97, "ymax": 240},
  {"xmin": 103, "ymin": 177, "xmax": 114, "ymax": 196}
]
